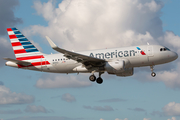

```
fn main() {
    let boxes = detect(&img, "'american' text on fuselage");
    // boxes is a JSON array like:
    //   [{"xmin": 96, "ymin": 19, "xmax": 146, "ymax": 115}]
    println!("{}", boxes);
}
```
[{"xmin": 89, "ymin": 50, "xmax": 137, "ymax": 59}]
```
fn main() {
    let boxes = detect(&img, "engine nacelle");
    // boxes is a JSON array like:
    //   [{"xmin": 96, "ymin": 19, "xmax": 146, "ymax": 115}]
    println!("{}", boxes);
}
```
[
  {"xmin": 116, "ymin": 68, "xmax": 134, "ymax": 77},
  {"xmin": 105, "ymin": 60, "xmax": 125, "ymax": 74}
]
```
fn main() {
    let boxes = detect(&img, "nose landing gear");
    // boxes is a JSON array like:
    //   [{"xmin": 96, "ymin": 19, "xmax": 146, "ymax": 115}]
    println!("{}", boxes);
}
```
[
  {"xmin": 151, "ymin": 72, "xmax": 156, "ymax": 77},
  {"xmin": 150, "ymin": 66, "xmax": 156, "ymax": 77}
]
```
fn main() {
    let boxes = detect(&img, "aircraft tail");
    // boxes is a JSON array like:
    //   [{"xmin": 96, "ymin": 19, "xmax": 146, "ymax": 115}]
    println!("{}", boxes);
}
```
[{"xmin": 6, "ymin": 28, "xmax": 49, "ymax": 67}]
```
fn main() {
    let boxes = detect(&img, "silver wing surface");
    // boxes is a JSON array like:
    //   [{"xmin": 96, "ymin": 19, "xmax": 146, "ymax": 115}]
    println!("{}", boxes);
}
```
[{"xmin": 46, "ymin": 36, "xmax": 106, "ymax": 67}]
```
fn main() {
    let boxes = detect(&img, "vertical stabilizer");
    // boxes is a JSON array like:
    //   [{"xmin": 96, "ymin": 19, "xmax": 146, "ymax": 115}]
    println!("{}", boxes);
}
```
[{"xmin": 6, "ymin": 28, "xmax": 50, "ymax": 68}]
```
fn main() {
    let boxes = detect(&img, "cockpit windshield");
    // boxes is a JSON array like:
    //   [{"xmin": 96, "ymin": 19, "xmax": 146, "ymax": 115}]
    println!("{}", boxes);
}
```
[{"xmin": 160, "ymin": 47, "xmax": 171, "ymax": 51}]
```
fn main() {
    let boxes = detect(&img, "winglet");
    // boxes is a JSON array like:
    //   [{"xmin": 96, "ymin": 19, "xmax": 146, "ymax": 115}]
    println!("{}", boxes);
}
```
[{"xmin": 45, "ymin": 36, "xmax": 57, "ymax": 48}]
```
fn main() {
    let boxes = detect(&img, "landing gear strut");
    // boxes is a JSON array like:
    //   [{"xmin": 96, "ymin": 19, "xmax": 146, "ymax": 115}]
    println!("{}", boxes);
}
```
[
  {"xmin": 150, "ymin": 66, "xmax": 156, "ymax": 77},
  {"xmin": 89, "ymin": 72, "xmax": 104, "ymax": 84},
  {"xmin": 96, "ymin": 72, "xmax": 104, "ymax": 84}
]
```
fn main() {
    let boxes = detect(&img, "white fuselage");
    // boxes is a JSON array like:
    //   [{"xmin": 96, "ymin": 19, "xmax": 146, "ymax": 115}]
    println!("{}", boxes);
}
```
[{"xmin": 7, "ymin": 45, "xmax": 177, "ymax": 74}]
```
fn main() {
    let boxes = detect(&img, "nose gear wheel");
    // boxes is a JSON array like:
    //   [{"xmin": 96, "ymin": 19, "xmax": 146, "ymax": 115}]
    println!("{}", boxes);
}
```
[
  {"xmin": 150, "ymin": 66, "xmax": 156, "ymax": 77},
  {"xmin": 151, "ymin": 72, "xmax": 156, "ymax": 77}
]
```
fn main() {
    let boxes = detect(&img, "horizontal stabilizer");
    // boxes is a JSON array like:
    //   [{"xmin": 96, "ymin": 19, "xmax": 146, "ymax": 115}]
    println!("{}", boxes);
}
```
[{"xmin": 3, "ymin": 58, "xmax": 31, "ymax": 66}]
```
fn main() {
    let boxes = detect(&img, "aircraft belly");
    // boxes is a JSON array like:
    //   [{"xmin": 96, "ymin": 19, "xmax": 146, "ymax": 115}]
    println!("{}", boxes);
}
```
[{"xmin": 54, "ymin": 62, "xmax": 80, "ymax": 73}]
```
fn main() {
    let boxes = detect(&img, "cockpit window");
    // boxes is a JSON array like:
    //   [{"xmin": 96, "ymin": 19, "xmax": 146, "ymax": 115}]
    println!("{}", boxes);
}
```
[
  {"xmin": 160, "ymin": 47, "xmax": 170, "ymax": 51},
  {"xmin": 165, "ymin": 47, "xmax": 170, "ymax": 51}
]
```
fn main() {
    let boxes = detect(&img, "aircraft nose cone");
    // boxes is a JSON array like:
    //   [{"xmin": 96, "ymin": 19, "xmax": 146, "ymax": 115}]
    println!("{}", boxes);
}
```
[
  {"xmin": 175, "ymin": 52, "xmax": 178, "ymax": 59},
  {"xmin": 172, "ymin": 52, "xmax": 178, "ymax": 60}
]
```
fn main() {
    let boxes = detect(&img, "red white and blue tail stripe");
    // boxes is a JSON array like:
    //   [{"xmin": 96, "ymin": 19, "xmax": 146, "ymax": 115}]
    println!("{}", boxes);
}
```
[
  {"xmin": 7, "ymin": 28, "xmax": 40, "ymax": 57},
  {"xmin": 7, "ymin": 28, "xmax": 50, "ymax": 68}
]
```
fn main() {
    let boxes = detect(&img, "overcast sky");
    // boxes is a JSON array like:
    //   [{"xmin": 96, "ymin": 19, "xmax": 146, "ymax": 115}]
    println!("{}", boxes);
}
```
[{"xmin": 0, "ymin": 0, "xmax": 180, "ymax": 120}]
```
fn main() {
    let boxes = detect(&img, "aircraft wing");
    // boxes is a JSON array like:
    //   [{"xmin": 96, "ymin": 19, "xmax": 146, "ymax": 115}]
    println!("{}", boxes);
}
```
[
  {"xmin": 46, "ymin": 36, "xmax": 106, "ymax": 66},
  {"xmin": 3, "ymin": 58, "xmax": 31, "ymax": 66}
]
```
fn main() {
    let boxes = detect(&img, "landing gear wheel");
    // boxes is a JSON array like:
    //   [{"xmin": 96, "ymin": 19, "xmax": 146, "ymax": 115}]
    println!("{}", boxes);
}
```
[
  {"xmin": 89, "ymin": 75, "xmax": 96, "ymax": 82},
  {"xmin": 96, "ymin": 77, "xmax": 103, "ymax": 84},
  {"xmin": 150, "ymin": 66, "xmax": 156, "ymax": 77},
  {"xmin": 151, "ymin": 72, "xmax": 156, "ymax": 77}
]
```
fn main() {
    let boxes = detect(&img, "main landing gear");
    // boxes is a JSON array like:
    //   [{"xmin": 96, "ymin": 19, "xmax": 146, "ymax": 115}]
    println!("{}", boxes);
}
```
[
  {"xmin": 89, "ymin": 72, "xmax": 104, "ymax": 84},
  {"xmin": 150, "ymin": 66, "xmax": 156, "ymax": 77}
]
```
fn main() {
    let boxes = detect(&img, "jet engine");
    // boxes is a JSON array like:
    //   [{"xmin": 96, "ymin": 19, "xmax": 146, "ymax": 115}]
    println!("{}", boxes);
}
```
[
  {"xmin": 116, "ymin": 68, "xmax": 134, "ymax": 77},
  {"xmin": 105, "ymin": 60, "xmax": 125, "ymax": 74}
]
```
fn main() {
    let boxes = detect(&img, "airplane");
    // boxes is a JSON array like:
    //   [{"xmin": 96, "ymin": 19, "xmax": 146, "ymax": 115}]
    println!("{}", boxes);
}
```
[{"xmin": 4, "ymin": 28, "xmax": 178, "ymax": 84}]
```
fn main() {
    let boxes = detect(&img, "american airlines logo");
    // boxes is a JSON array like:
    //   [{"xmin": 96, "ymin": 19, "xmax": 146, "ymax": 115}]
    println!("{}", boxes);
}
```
[
  {"xmin": 89, "ymin": 47, "xmax": 146, "ymax": 59},
  {"xmin": 136, "ymin": 47, "xmax": 146, "ymax": 55}
]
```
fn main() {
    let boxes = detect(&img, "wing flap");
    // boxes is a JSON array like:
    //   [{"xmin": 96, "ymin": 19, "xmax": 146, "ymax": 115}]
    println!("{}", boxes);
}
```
[{"xmin": 4, "ymin": 58, "xmax": 31, "ymax": 66}]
